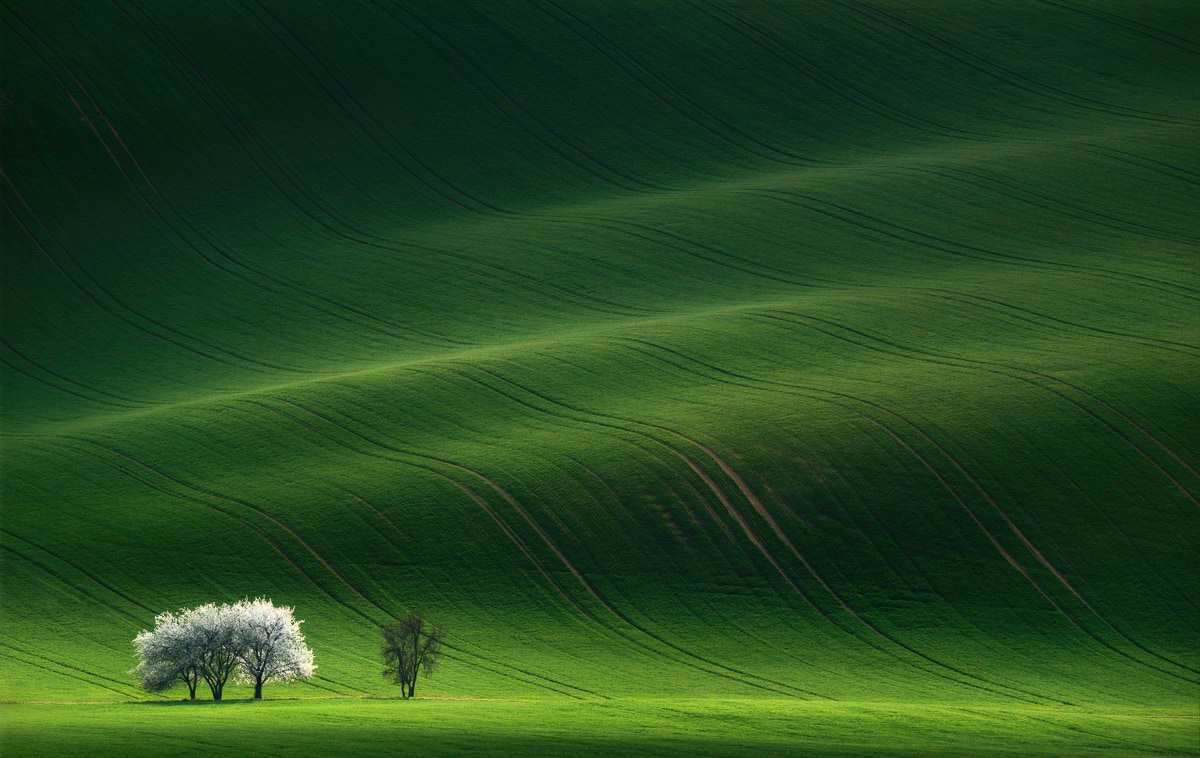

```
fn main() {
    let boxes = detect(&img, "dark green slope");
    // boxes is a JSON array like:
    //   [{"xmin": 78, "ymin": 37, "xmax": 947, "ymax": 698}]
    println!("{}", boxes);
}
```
[{"xmin": 1, "ymin": 0, "xmax": 1197, "ymax": 706}]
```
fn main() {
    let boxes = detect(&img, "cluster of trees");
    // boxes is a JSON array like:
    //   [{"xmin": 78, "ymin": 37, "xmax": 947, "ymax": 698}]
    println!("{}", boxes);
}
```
[
  {"xmin": 131, "ymin": 598, "xmax": 314, "ymax": 700},
  {"xmin": 133, "ymin": 602, "xmax": 447, "ymax": 701}
]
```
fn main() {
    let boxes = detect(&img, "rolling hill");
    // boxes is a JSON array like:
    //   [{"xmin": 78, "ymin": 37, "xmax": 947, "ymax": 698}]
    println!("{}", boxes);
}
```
[{"xmin": 2, "ymin": 0, "xmax": 1198, "ymax": 751}]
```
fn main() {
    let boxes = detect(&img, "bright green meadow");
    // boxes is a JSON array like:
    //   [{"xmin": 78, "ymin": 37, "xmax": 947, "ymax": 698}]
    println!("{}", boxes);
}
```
[{"xmin": 2, "ymin": 0, "xmax": 1198, "ymax": 755}]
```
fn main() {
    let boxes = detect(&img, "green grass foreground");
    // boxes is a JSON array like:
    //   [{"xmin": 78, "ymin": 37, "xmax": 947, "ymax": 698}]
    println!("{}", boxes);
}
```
[{"xmin": 4, "ymin": 699, "xmax": 1197, "ymax": 757}]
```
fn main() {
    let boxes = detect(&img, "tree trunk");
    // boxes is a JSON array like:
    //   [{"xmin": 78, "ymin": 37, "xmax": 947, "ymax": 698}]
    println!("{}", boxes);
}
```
[{"xmin": 254, "ymin": 680, "xmax": 263, "ymax": 699}]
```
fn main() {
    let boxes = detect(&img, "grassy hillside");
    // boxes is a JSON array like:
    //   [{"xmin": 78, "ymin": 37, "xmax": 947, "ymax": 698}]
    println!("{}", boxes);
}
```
[{"xmin": 2, "ymin": 0, "xmax": 1198, "ymax": 751}]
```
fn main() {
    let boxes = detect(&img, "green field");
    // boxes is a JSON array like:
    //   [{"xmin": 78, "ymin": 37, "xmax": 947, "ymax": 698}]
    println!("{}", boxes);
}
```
[{"xmin": 2, "ymin": 0, "xmax": 1198, "ymax": 754}]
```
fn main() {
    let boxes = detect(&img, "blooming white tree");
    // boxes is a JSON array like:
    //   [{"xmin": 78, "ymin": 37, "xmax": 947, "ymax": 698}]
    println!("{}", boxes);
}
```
[
  {"xmin": 189, "ymin": 602, "xmax": 244, "ymax": 701},
  {"xmin": 131, "ymin": 610, "xmax": 203, "ymax": 699},
  {"xmin": 131, "ymin": 599, "xmax": 314, "ymax": 700},
  {"xmin": 232, "ymin": 598, "xmax": 315, "ymax": 699}
]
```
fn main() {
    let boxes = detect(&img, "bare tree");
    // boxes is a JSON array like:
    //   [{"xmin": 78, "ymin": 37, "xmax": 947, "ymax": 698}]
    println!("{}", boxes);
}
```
[
  {"xmin": 233, "ymin": 598, "xmax": 315, "ymax": 699},
  {"xmin": 381, "ymin": 611, "xmax": 445, "ymax": 699}
]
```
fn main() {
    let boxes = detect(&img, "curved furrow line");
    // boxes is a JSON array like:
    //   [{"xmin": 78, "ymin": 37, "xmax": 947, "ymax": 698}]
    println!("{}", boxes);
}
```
[
  {"xmin": 297, "ymin": 676, "xmax": 357, "ymax": 697},
  {"xmin": 344, "ymin": 492, "xmax": 404, "ymax": 536},
  {"xmin": 55, "ymin": 437, "xmax": 391, "ymax": 630},
  {"xmin": 0, "ymin": 638, "xmax": 143, "ymax": 694},
  {"xmin": 877, "ymin": 308, "xmax": 1199, "ymax": 482},
  {"xmin": 439, "ymin": 475, "xmax": 594, "ymax": 620},
  {"xmin": 607, "ymin": 218, "xmax": 847, "ymax": 286},
  {"xmin": 60, "ymin": 439, "xmax": 548, "ymax": 696},
  {"xmin": 0, "ymin": 646, "xmax": 137, "ymax": 700},
  {"xmin": 0, "ymin": 543, "xmax": 151, "ymax": 635},
  {"xmin": 107, "ymin": 3, "xmax": 477, "ymax": 350},
  {"xmin": 467, "ymin": 364, "xmax": 1072, "ymax": 704},
  {"xmin": 81, "ymin": 4, "xmax": 652, "ymax": 328},
  {"xmin": 0, "ymin": 339, "xmax": 156, "ymax": 409},
  {"xmin": 108, "ymin": 0, "xmax": 486, "ymax": 349},
  {"xmin": 1041, "ymin": 382, "xmax": 1198, "ymax": 483},
  {"xmin": 3, "ymin": 6, "xmax": 456, "ymax": 356},
  {"xmin": 0, "ymin": 172, "xmax": 284, "ymax": 373},
  {"xmin": 245, "ymin": 398, "xmax": 695, "ymax": 697},
  {"xmin": 133, "ymin": 0, "xmax": 665, "ymax": 329},
  {"xmin": 610, "ymin": 338, "xmax": 1196, "ymax": 680},
  {"xmin": 666, "ymin": 448, "xmax": 814, "ymax": 606},
  {"xmin": 684, "ymin": 0, "xmax": 993, "ymax": 143},
  {"xmin": 1034, "ymin": 0, "xmax": 1200, "ymax": 56},
  {"xmin": 239, "ymin": 0, "xmax": 503, "ymax": 216},
  {"xmin": 925, "ymin": 290, "xmax": 1200, "ymax": 358},
  {"xmin": 514, "ymin": 206, "xmax": 841, "ymax": 293},
  {"xmin": 588, "ymin": 357, "xmax": 1089, "ymax": 700},
  {"xmin": 622, "ymin": 336, "xmax": 1200, "ymax": 682},
  {"xmin": 372, "ymin": 0, "xmax": 662, "ymax": 195},
  {"xmin": 473, "ymin": 237, "xmax": 664, "ymax": 315},
  {"xmin": 586, "ymin": 220, "xmax": 813, "ymax": 289},
  {"xmin": 1018, "ymin": 713, "xmax": 1170, "ymax": 755},
  {"xmin": 253, "ymin": 436, "xmax": 610, "ymax": 699},
  {"xmin": 0, "ymin": 353, "xmax": 137, "ymax": 412},
  {"xmin": 878, "ymin": 405, "xmax": 1200, "ymax": 677},
  {"xmin": 437, "ymin": 650, "xmax": 583, "ymax": 700},
  {"xmin": 855, "ymin": 422, "xmax": 1075, "ymax": 616},
  {"xmin": 0, "ymin": 531, "xmax": 157, "ymax": 619},
  {"xmin": 264, "ymin": 396, "xmax": 825, "ymax": 699},
  {"xmin": 825, "ymin": 0, "xmax": 1200, "ymax": 127},
  {"xmin": 51, "ymin": 440, "xmax": 384, "ymax": 631},
  {"xmin": 526, "ymin": 0, "xmax": 833, "ymax": 166},
  {"xmin": 755, "ymin": 188, "xmax": 1200, "ymax": 301},
  {"xmin": 756, "ymin": 310, "xmax": 1200, "ymax": 500},
  {"xmin": 910, "ymin": 164, "xmax": 1200, "ymax": 247},
  {"xmin": 856, "ymin": 421, "xmax": 1199, "ymax": 686},
  {"xmin": 1070, "ymin": 142, "xmax": 1200, "ymax": 188},
  {"xmin": 568, "ymin": 455, "xmax": 874, "ymax": 684},
  {"xmin": 671, "ymin": 429, "xmax": 898, "ymax": 625}
]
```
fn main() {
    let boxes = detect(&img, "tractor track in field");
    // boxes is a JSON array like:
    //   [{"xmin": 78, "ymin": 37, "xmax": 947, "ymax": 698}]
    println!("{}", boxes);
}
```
[
  {"xmin": 823, "ymin": 0, "xmax": 1200, "ymax": 128},
  {"xmin": 753, "ymin": 315, "xmax": 1200, "ymax": 672},
  {"xmin": 1071, "ymin": 142, "xmax": 1200, "ymax": 188},
  {"xmin": 0, "ymin": 339, "xmax": 155, "ymax": 409},
  {"xmin": 0, "ymin": 531, "xmax": 156, "ymax": 621},
  {"xmin": 56, "ymin": 428, "xmax": 592, "ymax": 699},
  {"xmin": 111, "ymin": 0, "xmax": 494, "ymax": 347},
  {"xmin": 257, "ymin": 397, "xmax": 826, "ymax": 700},
  {"xmin": 750, "ymin": 188, "xmax": 1200, "ymax": 303},
  {"xmin": 902, "ymin": 163, "xmax": 1200, "ymax": 248},
  {"xmin": 525, "ymin": 0, "xmax": 842, "ymax": 165},
  {"xmin": 0, "ymin": 168, "xmax": 283, "ymax": 374},
  {"xmin": 0, "ymin": 353, "xmax": 134, "ymax": 412},
  {"xmin": 755, "ymin": 310, "xmax": 1200, "ymax": 508},
  {"xmin": 459, "ymin": 365, "xmax": 1077, "ymax": 704},
  {"xmin": 1034, "ymin": 0, "xmax": 1200, "ymax": 57},
  {"xmin": 616, "ymin": 336, "xmax": 1200, "ymax": 683},
  {"xmin": 246, "ymin": 398, "xmax": 749, "ymax": 698},
  {"xmin": 683, "ymin": 0, "xmax": 993, "ymax": 143},
  {"xmin": 3, "ymin": 4, "xmax": 466, "ymax": 356},
  {"xmin": 56, "ymin": 438, "xmax": 387, "ymax": 624},
  {"xmin": 908, "ymin": 163, "xmax": 1199, "ymax": 248},
  {"xmin": 367, "ymin": 1, "xmax": 662, "ymax": 196},
  {"xmin": 238, "ymin": 0, "xmax": 503, "ymax": 217},
  {"xmin": 920, "ymin": 290, "xmax": 1200, "ymax": 359},
  {"xmin": 86, "ymin": 2, "xmax": 657, "ymax": 325},
  {"xmin": 0, "ymin": 644, "xmax": 139, "ymax": 699}
]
